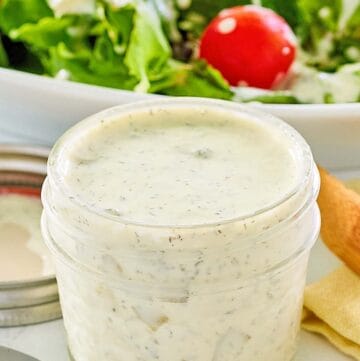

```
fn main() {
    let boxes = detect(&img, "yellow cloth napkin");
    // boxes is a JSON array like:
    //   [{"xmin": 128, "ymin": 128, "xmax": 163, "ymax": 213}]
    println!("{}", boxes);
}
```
[{"xmin": 302, "ymin": 266, "xmax": 360, "ymax": 360}]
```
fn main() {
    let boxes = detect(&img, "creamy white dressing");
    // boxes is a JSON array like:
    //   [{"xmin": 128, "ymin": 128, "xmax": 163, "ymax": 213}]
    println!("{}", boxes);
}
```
[
  {"xmin": 311, "ymin": 32, "xmax": 335, "ymax": 64},
  {"xmin": 251, "ymin": 0, "xmax": 262, "ymax": 6},
  {"xmin": 47, "ymin": 0, "xmax": 137, "ymax": 16},
  {"xmin": 346, "ymin": 46, "xmax": 360, "ymax": 61},
  {"xmin": 43, "ymin": 100, "xmax": 319, "ymax": 361},
  {"xmin": 339, "ymin": 0, "xmax": 360, "ymax": 30},
  {"xmin": 176, "ymin": 0, "xmax": 191, "ymax": 10},
  {"xmin": 107, "ymin": 0, "xmax": 135, "ymax": 8},
  {"xmin": 0, "ymin": 194, "xmax": 54, "ymax": 282},
  {"xmin": 63, "ymin": 108, "xmax": 300, "ymax": 226},
  {"xmin": 288, "ymin": 63, "xmax": 360, "ymax": 103},
  {"xmin": 47, "ymin": 0, "xmax": 95, "ymax": 16},
  {"xmin": 233, "ymin": 60, "xmax": 360, "ymax": 104}
]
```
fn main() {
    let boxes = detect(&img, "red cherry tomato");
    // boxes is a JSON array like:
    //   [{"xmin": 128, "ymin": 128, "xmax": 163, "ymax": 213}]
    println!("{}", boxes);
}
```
[{"xmin": 199, "ymin": 5, "xmax": 296, "ymax": 89}]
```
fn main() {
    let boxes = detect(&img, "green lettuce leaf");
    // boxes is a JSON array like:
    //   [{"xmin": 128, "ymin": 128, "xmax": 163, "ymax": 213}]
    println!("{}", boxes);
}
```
[
  {"xmin": 105, "ymin": 4, "xmax": 135, "ymax": 51},
  {"xmin": 296, "ymin": 0, "xmax": 360, "ymax": 70},
  {"xmin": 232, "ymin": 86, "xmax": 300, "ymax": 103},
  {"xmin": 45, "ymin": 43, "xmax": 137, "ymax": 90},
  {"xmin": 150, "ymin": 0, "xmax": 182, "ymax": 42},
  {"xmin": 347, "ymin": 4, "xmax": 360, "ymax": 29},
  {"xmin": 261, "ymin": 0, "xmax": 301, "ymax": 28},
  {"xmin": 152, "ymin": 59, "xmax": 233, "ymax": 99},
  {"xmin": 185, "ymin": 0, "xmax": 248, "ymax": 22},
  {"xmin": 241, "ymin": 94, "xmax": 300, "ymax": 104},
  {"xmin": 124, "ymin": 1, "xmax": 171, "ymax": 92},
  {"xmin": 89, "ymin": 32, "xmax": 130, "ymax": 76},
  {"xmin": 0, "ymin": 0, "xmax": 53, "ymax": 33},
  {"xmin": 298, "ymin": 0, "xmax": 342, "ymax": 29},
  {"xmin": 9, "ymin": 17, "xmax": 73, "ymax": 50}
]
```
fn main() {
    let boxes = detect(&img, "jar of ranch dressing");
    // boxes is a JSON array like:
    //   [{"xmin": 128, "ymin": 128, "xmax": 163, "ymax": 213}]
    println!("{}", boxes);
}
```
[{"xmin": 41, "ymin": 98, "xmax": 320, "ymax": 361}]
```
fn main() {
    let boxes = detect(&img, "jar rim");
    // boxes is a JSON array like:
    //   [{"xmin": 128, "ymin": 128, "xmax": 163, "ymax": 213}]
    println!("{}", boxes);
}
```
[{"xmin": 46, "ymin": 97, "xmax": 317, "ymax": 230}]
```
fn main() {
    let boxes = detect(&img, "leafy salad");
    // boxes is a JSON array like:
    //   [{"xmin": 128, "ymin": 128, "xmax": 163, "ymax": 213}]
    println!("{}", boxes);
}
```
[{"xmin": 0, "ymin": 0, "xmax": 359, "ymax": 104}]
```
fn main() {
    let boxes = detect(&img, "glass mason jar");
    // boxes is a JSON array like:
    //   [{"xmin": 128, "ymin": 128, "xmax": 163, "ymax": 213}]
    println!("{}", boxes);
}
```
[{"xmin": 41, "ymin": 98, "xmax": 320, "ymax": 361}]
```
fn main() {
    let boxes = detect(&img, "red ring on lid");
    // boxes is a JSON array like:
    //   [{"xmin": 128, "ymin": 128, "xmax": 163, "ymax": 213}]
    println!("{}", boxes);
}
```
[{"xmin": 0, "ymin": 186, "xmax": 41, "ymax": 197}]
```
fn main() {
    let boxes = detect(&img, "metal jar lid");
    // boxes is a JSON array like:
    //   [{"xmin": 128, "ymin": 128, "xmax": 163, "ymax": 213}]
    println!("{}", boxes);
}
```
[{"xmin": 0, "ymin": 145, "xmax": 61, "ymax": 326}]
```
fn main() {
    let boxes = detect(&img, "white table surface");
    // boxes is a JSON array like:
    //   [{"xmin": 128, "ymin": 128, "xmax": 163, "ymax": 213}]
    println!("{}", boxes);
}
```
[{"xmin": 0, "ymin": 135, "xmax": 358, "ymax": 361}]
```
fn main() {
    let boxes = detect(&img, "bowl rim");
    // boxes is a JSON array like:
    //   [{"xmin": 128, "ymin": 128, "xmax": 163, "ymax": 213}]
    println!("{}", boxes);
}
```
[{"xmin": 1, "ymin": 67, "xmax": 360, "ymax": 112}]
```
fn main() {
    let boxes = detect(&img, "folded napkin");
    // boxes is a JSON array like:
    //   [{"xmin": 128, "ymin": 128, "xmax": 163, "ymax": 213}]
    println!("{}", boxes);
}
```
[{"xmin": 302, "ymin": 266, "xmax": 360, "ymax": 360}]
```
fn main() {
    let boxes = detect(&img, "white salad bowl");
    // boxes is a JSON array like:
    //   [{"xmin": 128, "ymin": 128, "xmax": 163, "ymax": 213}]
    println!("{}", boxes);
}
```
[{"xmin": 0, "ymin": 67, "xmax": 359, "ymax": 170}]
